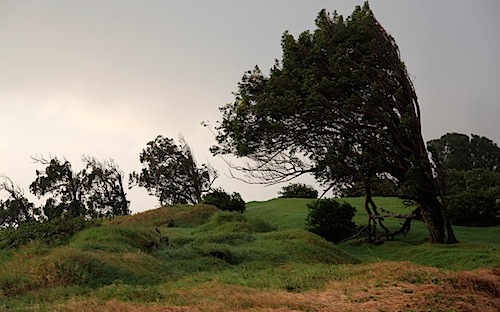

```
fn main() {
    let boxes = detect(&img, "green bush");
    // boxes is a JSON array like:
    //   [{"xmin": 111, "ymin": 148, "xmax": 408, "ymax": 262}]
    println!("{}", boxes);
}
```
[
  {"xmin": 202, "ymin": 188, "xmax": 245, "ymax": 213},
  {"xmin": 305, "ymin": 199, "xmax": 356, "ymax": 243},
  {"xmin": 0, "ymin": 217, "xmax": 101, "ymax": 249},
  {"xmin": 278, "ymin": 183, "xmax": 318, "ymax": 199},
  {"xmin": 447, "ymin": 192, "xmax": 499, "ymax": 227}
]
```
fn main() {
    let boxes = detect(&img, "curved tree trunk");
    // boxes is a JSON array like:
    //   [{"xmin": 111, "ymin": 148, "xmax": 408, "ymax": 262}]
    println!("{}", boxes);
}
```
[
  {"xmin": 418, "ymin": 191, "xmax": 458, "ymax": 244},
  {"xmin": 414, "ymin": 160, "xmax": 459, "ymax": 244}
]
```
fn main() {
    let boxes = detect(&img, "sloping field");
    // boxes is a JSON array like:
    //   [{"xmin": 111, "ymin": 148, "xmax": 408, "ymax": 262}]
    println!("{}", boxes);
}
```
[{"xmin": 1, "ymin": 198, "xmax": 499, "ymax": 311}]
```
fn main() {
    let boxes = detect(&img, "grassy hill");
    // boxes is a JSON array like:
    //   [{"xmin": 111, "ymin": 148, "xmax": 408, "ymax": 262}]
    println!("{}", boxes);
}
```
[{"xmin": 1, "ymin": 197, "xmax": 499, "ymax": 311}]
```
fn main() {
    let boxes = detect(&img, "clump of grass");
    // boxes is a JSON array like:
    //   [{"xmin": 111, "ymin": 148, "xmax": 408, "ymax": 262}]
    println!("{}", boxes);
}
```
[
  {"xmin": 0, "ymin": 246, "xmax": 167, "ymax": 300},
  {"xmin": 108, "ymin": 204, "xmax": 219, "ymax": 228},
  {"xmin": 69, "ymin": 226, "xmax": 161, "ymax": 252},
  {"xmin": 195, "ymin": 232, "xmax": 255, "ymax": 246},
  {"xmin": 198, "ymin": 211, "xmax": 277, "ymax": 234},
  {"xmin": 173, "ymin": 204, "xmax": 221, "ymax": 227},
  {"xmin": 256, "ymin": 229, "xmax": 359, "ymax": 264},
  {"xmin": 108, "ymin": 206, "xmax": 179, "ymax": 227},
  {"xmin": 157, "ymin": 212, "xmax": 356, "ymax": 274}
]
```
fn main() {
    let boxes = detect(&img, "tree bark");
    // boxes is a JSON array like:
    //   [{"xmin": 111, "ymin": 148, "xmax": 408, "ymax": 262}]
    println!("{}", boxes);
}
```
[{"xmin": 417, "ymin": 188, "xmax": 458, "ymax": 244}]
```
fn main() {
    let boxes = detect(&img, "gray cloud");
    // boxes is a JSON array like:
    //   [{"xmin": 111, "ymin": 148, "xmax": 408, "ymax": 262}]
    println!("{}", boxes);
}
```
[{"xmin": 0, "ymin": 0, "xmax": 498, "ymax": 212}]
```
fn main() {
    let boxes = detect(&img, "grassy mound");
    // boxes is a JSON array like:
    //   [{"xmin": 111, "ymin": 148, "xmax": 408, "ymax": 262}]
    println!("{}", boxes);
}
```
[
  {"xmin": 0, "ymin": 203, "xmax": 356, "ymax": 307},
  {"xmin": 0, "ymin": 198, "xmax": 499, "ymax": 310},
  {"xmin": 108, "ymin": 204, "xmax": 220, "ymax": 228}
]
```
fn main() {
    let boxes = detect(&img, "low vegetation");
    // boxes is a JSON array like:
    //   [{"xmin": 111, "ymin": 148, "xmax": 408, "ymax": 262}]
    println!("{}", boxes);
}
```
[{"xmin": 0, "ymin": 197, "xmax": 499, "ymax": 311}]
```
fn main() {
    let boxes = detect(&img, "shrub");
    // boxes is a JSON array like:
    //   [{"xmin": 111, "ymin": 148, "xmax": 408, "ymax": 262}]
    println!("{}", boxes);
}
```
[
  {"xmin": 0, "ymin": 216, "xmax": 101, "ymax": 249},
  {"xmin": 447, "ymin": 192, "xmax": 499, "ymax": 227},
  {"xmin": 202, "ymin": 188, "xmax": 245, "ymax": 213},
  {"xmin": 306, "ymin": 199, "xmax": 356, "ymax": 243},
  {"xmin": 279, "ymin": 183, "xmax": 318, "ymax": 199}
]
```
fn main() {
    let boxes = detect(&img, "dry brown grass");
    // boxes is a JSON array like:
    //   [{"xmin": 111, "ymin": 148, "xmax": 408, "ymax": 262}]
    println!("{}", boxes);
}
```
[{"xmin": 47, "ymin": 262, "xmax": 500, "ymax": 312}]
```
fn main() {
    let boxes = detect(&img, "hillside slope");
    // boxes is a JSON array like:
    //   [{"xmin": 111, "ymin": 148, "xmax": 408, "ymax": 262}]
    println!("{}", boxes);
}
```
[{"xmin": 0, "ymin": 198, "xmax": 499, "ymax": 311}]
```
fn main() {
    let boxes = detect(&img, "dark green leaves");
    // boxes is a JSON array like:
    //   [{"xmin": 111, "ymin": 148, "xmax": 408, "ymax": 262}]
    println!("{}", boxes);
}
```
[{"xmin": 130, "ymin": 135, "xmax": 218, "ymax": 206}]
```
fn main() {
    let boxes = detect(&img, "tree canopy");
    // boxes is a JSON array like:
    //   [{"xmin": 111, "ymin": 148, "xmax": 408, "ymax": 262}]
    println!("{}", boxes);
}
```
[
  {"xmin": 30, "ymin": 155, "xmax": 129, "ymax": 219},
  {"xmin": 427, "ymin": 132, "xmax": 500, "ymax": 172},
  {"xmin": 130, "ymin": 135, "xmax": 218, "ymax": 205},
  {"xmin": 0, "ymin": 177, "xmax": 39, "ymax": 229},
  {"xmin": 212, "ymin": 3, "xmax": 457, "ymax": 243},
  {"xmin": 427, "ymin": 133, "xmax": 500, "ymax": 227},
  {"xmin": 278, "ymin": 183, "xmax": 318, "ymax": 199}
]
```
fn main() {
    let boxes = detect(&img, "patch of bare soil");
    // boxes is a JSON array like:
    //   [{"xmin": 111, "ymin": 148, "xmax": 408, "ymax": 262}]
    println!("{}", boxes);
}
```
[{"xmin": 53, "ymin": 262, "xmax": 500, "ymax": 312}]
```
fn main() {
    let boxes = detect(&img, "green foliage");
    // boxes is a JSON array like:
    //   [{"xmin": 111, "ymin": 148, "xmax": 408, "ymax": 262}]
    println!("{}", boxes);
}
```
[
  {"xmin": 30, "ymin": 157, "xmax": 86, "ymax": 219},
  {"xmin": 278, "ymin": 183, "xmax": 318, "ymax": 199},
  {"xmin": 202, "ymin": 188, "xmax": 246, "ymax": 212},
  {"xmin": 428, "ymin": 133, "xmax": 500, "ymax": 227},
  {"xmin": 464, "ymin": 168, "xmax": 500, "ymax": 198},
  {"xmin": 306, "ymin": 199, "xmax": 356, "ymax": 243},
  {"xmin": 30, "ymin": 156, "xmax": 129, "ymax": 220},
  {"xmin": 443, "ymin": 169, "xmax": 500, "ymax": 227},
  {"xmin": 212, "ymin": 2, "xmax": 457, "ymax": 243},
  {"xmin": 447, "ymin": 192, "xmax": 499, "ymax": 227},
  {"xmin": 129, "ymin": 135, "xmax": 218, "ymax": 205},
  {"xmin": 427, "ymin": 133, "xmax": 473, "ymax": 171},
  {"xmin": 0, "ymin": 177, "xmax": 40, "ymax": 229},
  {"xmin": 82, "ymin": 156, "xmax": 130, "ymax": 217},
  {"xmin": 425, "ymin": 132, "xmax": 500, "ymax": 172},
  {"xmin": 0, "ymin": 216, "xmax": 101, "ymax": 249}
]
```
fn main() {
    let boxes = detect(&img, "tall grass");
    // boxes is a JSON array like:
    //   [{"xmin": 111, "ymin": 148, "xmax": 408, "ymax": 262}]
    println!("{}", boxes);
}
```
[
  {"xmin": 0, "ymin": 203, "xmax": 356, "ymax": 308},
  {"xmin": 0, "ymin": 197, "xmax": 498, "ymax": 310}
]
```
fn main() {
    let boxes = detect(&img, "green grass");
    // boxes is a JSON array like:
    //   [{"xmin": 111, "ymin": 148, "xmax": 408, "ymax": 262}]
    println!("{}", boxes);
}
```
[
  {"xmin": 247, "ymin": 197, "xmax": 500, "ymax": 270},
  {"xmin": 0, "ymin": 203, "xmax": 355, "ymax": 307},
  {"xmin": 0, "ymin": 197, "xmax": 498, "ymax": 309},
  {"xmin": 245, "ymin": 198, "xmax": 314, "ymax": 229}
]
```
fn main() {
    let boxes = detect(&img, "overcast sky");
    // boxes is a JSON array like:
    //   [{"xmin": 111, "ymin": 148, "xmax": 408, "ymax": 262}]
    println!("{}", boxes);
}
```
[{"xmin": 1, "ymin": 1, "xmax": 499, "ymax": 213}]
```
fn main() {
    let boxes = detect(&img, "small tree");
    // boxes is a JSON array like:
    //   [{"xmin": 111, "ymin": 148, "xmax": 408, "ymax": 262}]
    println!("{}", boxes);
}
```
[
  {"xmin": 130, "ymin": 135, "xmax": 218, "ymax": 205},
  {"xmin": 0, "ymin": 176, "xmax": 40, "ymax": 228},
  {"xmin": 30, "ymin": 155, "xmax": 129, "ymax": 219},
  {"xmin": 278, "ymin": 183, "xmax": 318, "ymax": 199},
  {"xmin": 202, "ymin": 188, "xmax": 245, "ymax": 213},
  {"xmin": 306, "ymin": 199, "xmax": 356, "ymax": 243},
  {"xmin": 30, "ymin": 156, "xmax": 86, "ymax": 219},
  {"xmin": 82, "ymin": 156, "xmax": 130, "ymax": 217}
]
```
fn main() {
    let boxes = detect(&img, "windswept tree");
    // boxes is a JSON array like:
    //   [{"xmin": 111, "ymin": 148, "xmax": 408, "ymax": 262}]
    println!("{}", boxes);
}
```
[
  {"xmin": 30, "ymin": 155, "xmax": 129, "ymax": 219},
  {"xmin": 212, "ymin": 3, "xmax": 458, "ymax": 243},
  {"xmin": 30, "ymin": 156, "xmax": 86, "ymax": 220},
  {"xmin": 0, "ymin": 176, "xmax": 39, "ymax": 228},
  {"xmin": 130, "ymin": 135, "xmax": 218, "ymax": 205},
  {"xmin": 82, "ymin": 156, "xmax": 130, "ymax": 217}
]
